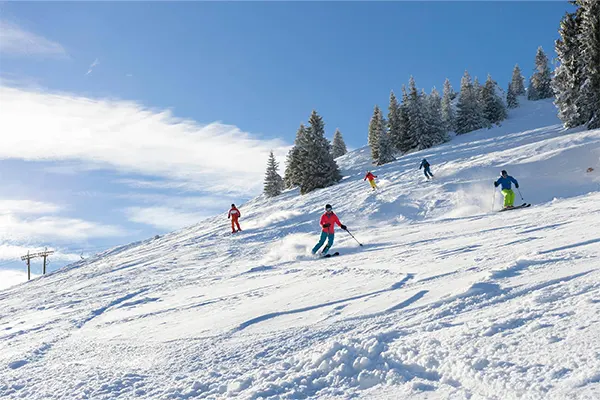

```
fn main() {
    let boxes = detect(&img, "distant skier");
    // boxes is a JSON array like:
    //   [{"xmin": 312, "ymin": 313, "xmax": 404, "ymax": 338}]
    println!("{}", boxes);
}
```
[
  {"xmin": 312, "ymin": 204, "xmax": 347, "ymax": 256},
  {"xmin": 494, "ymin": 170, "xmax": 519, "ymax": 209},
  {"xmin": 228, "ymin": 204, "xmax": 242, "ymax": 233},
  {"xmin": 419, "ymin": 158, "xmax": 434, "ymax": 179},
  {"xmin": 364, "ymin": 171, "xmax": 378, "ymax": 190}
]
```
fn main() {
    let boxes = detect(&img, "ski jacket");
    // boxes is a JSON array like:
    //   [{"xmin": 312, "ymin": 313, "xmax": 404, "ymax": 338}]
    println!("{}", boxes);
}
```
[
  {"xmin": 419, "ymin": 159, "xmax": 430, "ymax": 169},
  {"xmin": 320, "ymin": 212, "xmax": 342, "ymax": 234},
  {"xmin": 228, "ymin": 207, "xmax": 241, "ymax": 219},
  {"xmin": 494, "ymin": 175, "xmax": 519, "ymax": 190},
  {"xmin": 364, "ymin": 172, "xmax": 377, "ymax": 181}
]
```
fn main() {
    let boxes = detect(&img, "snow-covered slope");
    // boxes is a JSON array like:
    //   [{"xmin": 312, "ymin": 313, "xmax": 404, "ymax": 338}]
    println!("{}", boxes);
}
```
[{"xmin": 1, "ymin": 99, "xmax": 599, "ymax": 400}]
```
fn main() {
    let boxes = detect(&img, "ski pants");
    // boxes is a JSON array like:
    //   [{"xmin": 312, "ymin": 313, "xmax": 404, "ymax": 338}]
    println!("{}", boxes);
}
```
[
  {"xmin": 424, "ymin": 167, "xmax": 433, "ymax": 179},
  {"xmin": 231, "ymin": 217, "xmax": 241, "ymax": 232},
  {"xmin": 312, "ymin": 231, "xmax": 334, "ymax": 254},
  {"xmin": 368, "ymin": 179, "xmax": 377, "ymax": 189},
  {"xmin": 501, "ymin": 189, "xmax": 515, "ymax": 207}
]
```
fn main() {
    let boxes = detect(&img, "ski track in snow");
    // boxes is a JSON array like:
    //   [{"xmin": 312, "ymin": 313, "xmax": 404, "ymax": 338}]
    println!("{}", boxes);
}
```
[{"xmin": 1, "ymin": 99, "xmax": 600, "ymax": 399}]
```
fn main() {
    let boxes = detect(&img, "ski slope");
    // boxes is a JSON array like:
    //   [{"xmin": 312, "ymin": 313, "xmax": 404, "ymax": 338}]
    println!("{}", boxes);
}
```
[{"xmin": 1, "ymin": 99, "xmax": 599, "ymax": 399}]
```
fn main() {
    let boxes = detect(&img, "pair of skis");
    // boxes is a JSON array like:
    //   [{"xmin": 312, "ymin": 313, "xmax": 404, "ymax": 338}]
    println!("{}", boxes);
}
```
[{"xmin": 498, "ymin": 202, "xmax": 531, "ymax": 212}]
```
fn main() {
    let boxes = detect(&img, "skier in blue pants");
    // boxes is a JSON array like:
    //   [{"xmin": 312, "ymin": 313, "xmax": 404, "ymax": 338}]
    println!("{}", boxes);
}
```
[
  {"xmin": 312, "ymin": 204, "xmax": 346, "ymax": 255},
  {"xmin": 419, "ymin": 158, "xmax": 434, "ymax": 179}
]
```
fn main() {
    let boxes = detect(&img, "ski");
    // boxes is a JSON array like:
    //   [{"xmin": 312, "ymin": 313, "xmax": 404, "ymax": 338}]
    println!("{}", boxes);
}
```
[
  {"xmin": 322, "ymin": 252, "xmax": 340, "ymax": 258},
  {"xmin": 498, "ymin": 203, "xmax": 531, "ymax": 212}
]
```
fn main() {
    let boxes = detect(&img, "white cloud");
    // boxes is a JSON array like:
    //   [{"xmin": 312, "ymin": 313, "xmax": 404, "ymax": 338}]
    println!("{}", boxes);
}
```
[
  {"xmin": 126, "ymin": 206, "xmax": 214, "ymax": 230},
  {"xmin": 0, "ymin": 214, "xmax": 127, "ymax": 243},
  {"xmin": 0, "ymin": 86, "xmax": 291, "ymax": 197},
  {"xmin": 0, "ymin": 199, "xmax": 61, "ymax": 215},
  {"xmin": 86, "ymin": 58, "xmax": 99, "ymax": 75},
  {"xmin": 0, "ymin": 20, "xmax": 67, "ymax": 57},
  {"xmin": 0, "ymin": 269, "xmax": 38, "ymax": 291},
  {"xmin": 0, "ymin": 243, "xmax": 81, "ymax": 263}
]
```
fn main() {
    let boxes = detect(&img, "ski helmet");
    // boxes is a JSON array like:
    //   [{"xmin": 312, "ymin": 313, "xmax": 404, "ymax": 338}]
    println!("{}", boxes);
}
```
[
  {"xmin": 325, "ymin": 204, "xmax": 333, "ymax": 211},
  {"xmin": 501, "ymin": 170, "xmax": 507, "ymax": 176}
]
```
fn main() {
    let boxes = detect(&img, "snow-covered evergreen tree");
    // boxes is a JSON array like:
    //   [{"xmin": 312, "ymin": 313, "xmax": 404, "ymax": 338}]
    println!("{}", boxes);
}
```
[
  {"xmin": 396, "ymin": 85, "xmax": 414, "ymax": 153},
  {"xmin": 455, "ymin": 71, "xmax": 486, "ymax": 134},
  {"xmin": 387, "ymin": 91, "xmax": 402, "ymax": 152},
  {"xmin": 377, "ymin": 125, "xmax": 395, "ymax": 166},
  {"xmin": 368, "ymin": 105, "xmax": 384, "ymax": 162},
  {"xmin": 511, "ymin": 64, "xmax": 526, "ymax": 96},
  {"xmin": 507, "ymin": 83, "xmax": 519, "ymax": 109},
  {"xmin": 474, "ymin": 77, "xmax": 491, "ymax": 129},
  {"xmin": 578, "ymin": 0, "xmax": 600, "ymax": 129},
  {"xmin": 426, "ymin": 87, "xmax": 448, "ymax": 146},
  {"xmin": 284, "ymin": 124, "xmax": 307, "ymax": 189},
  {"xmin": 299, "ymin": 110, "xmax": 342, "ymax": 194},
  {"xmin": 528, "ymin": 47, "xmax": 553, "ymax": 100},
  {"xmin": 263, "ymin": 151, "xmax": 284, "ymax": 197},
  {"xmin": 407, "ymin": 76, "xmax": 429, "ymax": 149},
  {"xmin": 331, "ymin": 128, "xmax": 348, "ymax": 158},
  {"xmin": 482, "ymin": 74, "xmax": 508, "ymax": 125},
  {"xmin": 441, "ymin": 78, "xmax": 456, "ymax": 132}
]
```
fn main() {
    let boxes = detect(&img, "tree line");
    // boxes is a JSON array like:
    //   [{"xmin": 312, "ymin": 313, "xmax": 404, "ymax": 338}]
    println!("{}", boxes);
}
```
[{"xmin": 264, "ymin": 0, "xmax": 599, "ymax": 197}]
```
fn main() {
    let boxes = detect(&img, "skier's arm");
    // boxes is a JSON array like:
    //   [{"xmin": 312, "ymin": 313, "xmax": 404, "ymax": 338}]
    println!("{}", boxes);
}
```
[
  {"xmin": 510, "ymin": 176, "xmax": 519, "ymax": 188},
  {"xmin": 228, "ymin": 210, "xmax": 231, "ymax": 219}
]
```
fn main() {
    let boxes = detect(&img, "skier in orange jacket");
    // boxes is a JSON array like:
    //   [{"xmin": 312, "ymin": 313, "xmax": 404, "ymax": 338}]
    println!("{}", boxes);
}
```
[
  {"xmin": 228, "ymin": 204, "xmax": 242, "ymax": 233},
  {"xmin": 364, "ymin": 171, "xmax": 378, "ymax": 190}
]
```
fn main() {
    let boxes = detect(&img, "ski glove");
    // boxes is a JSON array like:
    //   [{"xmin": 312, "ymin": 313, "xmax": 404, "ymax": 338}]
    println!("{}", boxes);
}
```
[
  {"xmin": 341, "ymin": 224, "xmax": 347, "ymax": 230},
  {"xmin": 322, "ymin": 223, "xmax": 331, "ymax": 228},
  {"xmin": 494, "ymin": 182, "xmax": 499, "ymax": 187},
  {"xmin": 515, "ymin": 184, "xmax": 519, "ymax": 188}
]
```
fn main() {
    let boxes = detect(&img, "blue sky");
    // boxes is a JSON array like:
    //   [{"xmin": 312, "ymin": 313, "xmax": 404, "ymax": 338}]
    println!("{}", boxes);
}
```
[{"xmin": 0, "ymin": 1, "xmax": 572, "ymax": 284}]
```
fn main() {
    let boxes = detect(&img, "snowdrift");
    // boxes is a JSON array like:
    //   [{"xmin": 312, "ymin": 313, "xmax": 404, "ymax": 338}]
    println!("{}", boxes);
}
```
[{"xmin": 1, "ymin": 99, "xmax": 599, "ymax": 399}]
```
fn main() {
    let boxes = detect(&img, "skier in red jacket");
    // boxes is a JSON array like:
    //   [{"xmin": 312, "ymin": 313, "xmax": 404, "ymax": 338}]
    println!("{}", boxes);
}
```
[
  {"xmin": 228, "ymin": 204, "xmax": 242, "ymax": 233},
  {"xmin": 311, "ymin": 204, "xmax": 347, "ymax": 255},
  {"xmin": 364, "ymin": 171, "xmax": 378, "ymax": 190}
]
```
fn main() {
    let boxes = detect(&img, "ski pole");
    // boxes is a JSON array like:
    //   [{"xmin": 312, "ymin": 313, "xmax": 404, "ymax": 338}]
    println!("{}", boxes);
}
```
[
  {"xmin": 491, "ymin": 188, "xmax": 496, "ymax": 211},
  {"xmin": 517, "ymin": 187, "xmax": 525, "ymax": 201},
  {"xmin": 345, "ymin": 228, "xmax": 363, "ymax": 246}
]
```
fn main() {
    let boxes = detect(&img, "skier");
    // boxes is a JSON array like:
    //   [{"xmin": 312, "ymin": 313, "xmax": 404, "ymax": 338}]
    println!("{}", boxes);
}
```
[
  {"xmin": 419, "ymin": 158, "xmax": 434, "ymax": 179},
  {"xmin": 364, "ymin": 171, "xmax": 378, "ymax": 190},
  {"xmin": 228, "ymin": 204, "xmax": 242, "ymax": 233},
  {"xmin": 312, "ymin": 204, "xmax": 347, "ymax": 256},
  {"xmin": 494, "ymin": 170, "xmax": 519, "ymax": 209}
]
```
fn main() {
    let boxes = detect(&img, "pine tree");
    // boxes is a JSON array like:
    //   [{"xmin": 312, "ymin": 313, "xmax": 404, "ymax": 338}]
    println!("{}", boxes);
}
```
[
  {"xmin": 396, "ymin": 85, "xmax": 414, "ymax": 153},
  {"xmin": 511, "ymin": 64, "xmax": 526, "ymax": 96},
  {"xmin": 482, "ymin": 74, "xmax": 508, "ymax": 125},
  {"xmin": 456, "ymin": 71, "xmax": 486, "ymax": 134},
  {"xmin": 474, "ymin": 77, "xmax": 491, "ymax": 129},
  {"xmin": 299, "ymin": 110, "xmax": 342, "ymax": 194},
  {"xmin": 528, "ymin": 46, "xmax": 553, "ymax": 100},
  {"xmin": 441, "ymin": 78, "xmax": 456, "ymax": 132},
  {"xmin": 578, "ymin": 0, "xmax": 600, "ymax": 128},
  {"xmin": 264, "ymin": 151, "xmax": 284, "ymax": 197},
  {"xmin": 331, "ymin": 129, "xmax": 348, "ymax": 158},
  {"xmin": 507, "ymin": 83, "xmax": 519, "ymax": 109},
  {"xmin": 554, "ymin": 9, "xmax": 586, "ymax": 128},
  {"xmin": 284, "ymin": 124, "xmax": 308, "ymax": 188},
  {"xmin": 387, "ymin": 91, "xmax": 402, "ymax": 152},
  {"xmin": 377, "ymin": 125, "xmax": 395, "ymax": 166},
  {"xmin": 368, "ymin": 105, "xmax": 383, "ymax": 162},
  {"xmin": 426, "ymin": 87, "xmax": 448, "ymax": 146},
  {"xmin": 407, "ymin": 76, "xmax": 429, "ymax": 149}
]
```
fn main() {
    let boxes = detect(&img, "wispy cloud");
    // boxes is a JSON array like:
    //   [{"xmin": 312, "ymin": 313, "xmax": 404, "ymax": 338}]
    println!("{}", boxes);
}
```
[
  {"xmin": 126, "ymin": 206, "xmax": 214, "ymax": 230},
  {"xmin": 0, "ymin": 86, "xmax": 291, "ymax": 197},
  {"xmin": 86, "ymin": 58, "xmax": 99, "ymax": 75},
  {"xmin": 0, "ymin": 199, "xmax": 61, "ymax": 215},
  {"xmin": 0, "ymin": 20, "xmax": 67, "ymax": 58}
]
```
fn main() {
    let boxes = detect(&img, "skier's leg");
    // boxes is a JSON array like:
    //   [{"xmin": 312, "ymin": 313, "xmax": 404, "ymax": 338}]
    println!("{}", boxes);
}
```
[
  {"xmin": 501, "ymin": 189, "xmax": 510, "ymax": 208},
  {"xmin": 312, "ymin": 231, "xmax": 327, "ymax": 254},
  {"xmin": 231, "ymin": 219, "xmax": 236, "ymax": 233},
  {"xmin": 507, "ymin": 190, "xmax": 515, "ymax": 207},
  {"xmin": 235, "ymin": 220, "xmax": 241, "ymax": 231},
  {"xmin": 369, "ymin": 180, "xmax": 377, "ymax": 189},
  {"xmin": 322, "ymin": 233, "xmax": 335, "ymax": 254}
]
